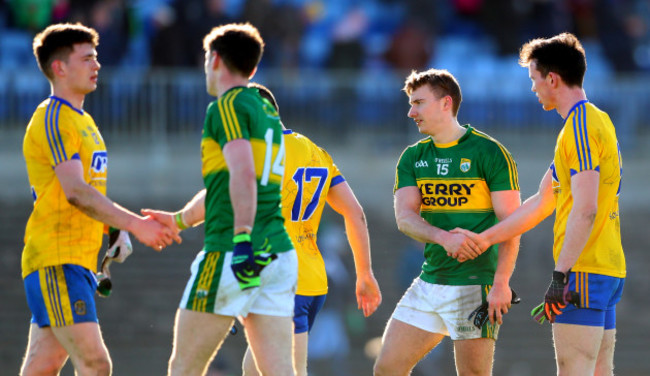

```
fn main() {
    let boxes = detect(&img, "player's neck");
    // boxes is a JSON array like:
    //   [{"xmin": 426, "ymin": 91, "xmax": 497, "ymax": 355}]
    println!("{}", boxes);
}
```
[
  {"xmin": 217, "ymin": 74, "xmax": 250, "ymax": 98},
  {"xmin": 429, "ymin": 120, "xmax": 465, "ymax": 144},
  {"xmin": 51, "ymin": 85, "xmax": 85, "ymax": 110},
  {"xmin": 556, "ymin": 87, "xmax": 587, "ymax": 119}
]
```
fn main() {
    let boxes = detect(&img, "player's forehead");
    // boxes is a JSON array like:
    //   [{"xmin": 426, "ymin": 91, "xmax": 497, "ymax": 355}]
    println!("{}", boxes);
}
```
[
  {"xmin": 69, "ymin": 42, "xmax": 97, "ymax": 58},
  {"xmin": 409, "ymin": 84, "xmax": 436, "ymax": 103},
  {"xmin": 528, "ymin": 61, "xmax": 543, "ymax": 79}
]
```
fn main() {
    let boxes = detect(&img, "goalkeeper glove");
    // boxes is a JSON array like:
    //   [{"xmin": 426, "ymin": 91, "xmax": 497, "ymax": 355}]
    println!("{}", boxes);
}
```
[
  {"xmin": 231, "ymin": 234, "xmax": 278, "ymax": 290},
  {"xmin": 231, "ymin": 233, "xmax": 260, "ymax": 290},
  {"xmin": 253, "ymin": 237, "xmax": 277, "ymax": 268},
  {"xmin": 531, "ymin": 270, "xmax": 581, "ymax": 324},
  {"xmin": 96, "ymin": 228, "xmax": 132, "ymax": 298},
  {"xmin": 468, "ymin": 288, "xmax": 520, "ymax": 329},
  {"xmin": 105, "ymin": 227, "xmax": 133, "ymax": 263}
]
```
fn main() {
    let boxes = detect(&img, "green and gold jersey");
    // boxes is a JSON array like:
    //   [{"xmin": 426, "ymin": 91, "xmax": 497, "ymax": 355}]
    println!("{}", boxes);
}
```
[
  {"xmin": 394, "ymin": 125, "xmax": 519, "ymax": 285},
  {"xmin": 201, "ymin": 86, "xmax": 292, "ymax": 254}
]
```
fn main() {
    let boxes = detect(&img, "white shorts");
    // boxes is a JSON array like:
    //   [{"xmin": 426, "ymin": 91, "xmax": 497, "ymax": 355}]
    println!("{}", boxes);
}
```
[
  {"xmin": 179, "ymin": 249, "xmax": 297, "ymax": 318},
  {"xmin": 391, "ymin": 278, "xmax": 500, "ymax": 340}
]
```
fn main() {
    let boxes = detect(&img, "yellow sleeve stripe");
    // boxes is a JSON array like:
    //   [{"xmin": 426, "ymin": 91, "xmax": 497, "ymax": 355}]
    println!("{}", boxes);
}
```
[
  {"xmin": 45, "ymin": 99, "xmax": 67, "ymax": 165},
  {"xmin": 40, "ymin": 266, "xmax": 74, "ymax": 327},
  {"xmin": 572, "ymin": 103, "xmax": 593, "ymax": 171},
  {"xmin": 472, "ymin": 131, "xmax": 519, "ymax": 190},
  {"xmin": 217, "ymin": 88, "xmax": 244, "ymax": 142}
]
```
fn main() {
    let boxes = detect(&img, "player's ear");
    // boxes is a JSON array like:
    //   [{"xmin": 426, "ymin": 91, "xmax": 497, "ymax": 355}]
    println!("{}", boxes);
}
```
[
  {"xmin": 547, "ymin": 72, "xmax": 558, "ymax": 87},
  {"xmin": 210, "ymin": 50, "xmax": 219, "ymax": 70},
  {"xmin": 51, "ymin": 60, "xmax": 65, "ymax": 77},
  {"xmin": 443, "ymin": 95, "xmax": 452, "ymax": 111}
]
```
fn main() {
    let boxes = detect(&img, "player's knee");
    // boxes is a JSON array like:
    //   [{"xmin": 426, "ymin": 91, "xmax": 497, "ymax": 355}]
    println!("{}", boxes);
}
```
[
  {"xmin": 556, "ymin": 348, "xmax": 597, "ymax": 372},
  {"xmin": 21, "ymin": 354, "xmax": 66, "ymax": 376},
  {"xmin": 79, "ymin": 354, "xmax": 111, "ymax": 376}
]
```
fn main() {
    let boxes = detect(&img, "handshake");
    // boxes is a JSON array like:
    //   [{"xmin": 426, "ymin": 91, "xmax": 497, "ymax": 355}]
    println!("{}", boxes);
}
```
[
  {"xmin": 443, "ymin": 228, "xmax": 491, "ymax": 263},
  {"xmin": 96, "ymin": 208, "xmax": 185, "ymax": 297}
]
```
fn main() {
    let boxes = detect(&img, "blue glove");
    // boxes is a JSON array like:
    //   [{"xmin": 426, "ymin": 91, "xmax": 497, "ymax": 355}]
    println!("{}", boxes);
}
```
[
  {"xmin": 231, "ymin": 233, "xmax": 259, "ymax": 290},
  {"xmin": 253, "ymin": 237, "xmax": 277, "ymax": 268},
  {"xmin": 532, "ymin": 270, "xmax": 581, "ymax": 324}
]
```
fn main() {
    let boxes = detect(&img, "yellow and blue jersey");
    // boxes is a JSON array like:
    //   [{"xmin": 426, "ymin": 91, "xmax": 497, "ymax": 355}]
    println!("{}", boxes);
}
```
[
  {"xmin": 22, "ymin": 96, "xmax": 107, "ymax": 278},
  {"xmin": 282, "ymin": 130, "xmax": 345, "ymax": 296},
  {"xmin": 551, "ymin": 100, "xmax": 625, "ymax": 278}
]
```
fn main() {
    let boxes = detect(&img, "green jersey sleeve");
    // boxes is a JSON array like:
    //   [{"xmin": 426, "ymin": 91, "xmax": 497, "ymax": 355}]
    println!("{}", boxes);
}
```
[
  {"xmin": 394, "ymin": 145, "xmax": 417, "ymax": 192},
  {"xmin": 483, "ymin": 141, "xmax": 519, "ymax": 192}
]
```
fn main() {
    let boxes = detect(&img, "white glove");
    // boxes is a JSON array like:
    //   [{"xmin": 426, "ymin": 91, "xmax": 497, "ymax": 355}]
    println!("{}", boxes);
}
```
[{"xmin": 106, "ymin": 228, "xmax": 133, "ymax": 263}]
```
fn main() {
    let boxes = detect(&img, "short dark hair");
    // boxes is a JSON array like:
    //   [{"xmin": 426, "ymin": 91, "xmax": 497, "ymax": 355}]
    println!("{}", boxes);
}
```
[
  {"xmin": 249, "ymin": 82, "xmax": 279, "ymax": 113},
  {"xmin": 403, "ymin": 69, "xmax": 462, "ymax": 117},
  {"xmin": 519, "ymin": 32, "xmax": 586, "ymax": 88},
  {"xmin": 203, "ymin": 23, "xmax": 264, "ymax": 78},
  {"xmin": 32, "ymin": 23, "xmax": 99, "ymax": 80}
]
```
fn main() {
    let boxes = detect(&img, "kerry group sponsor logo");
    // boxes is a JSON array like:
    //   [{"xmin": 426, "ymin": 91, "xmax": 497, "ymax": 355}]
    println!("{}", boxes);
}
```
[{"xmin": 418, "ymin": 182, "xmax": 475, "ymax": 207}]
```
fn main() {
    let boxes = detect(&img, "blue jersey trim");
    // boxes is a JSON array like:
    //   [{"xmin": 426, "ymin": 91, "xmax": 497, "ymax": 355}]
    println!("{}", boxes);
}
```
[
  {"xmin": 572, "ymin": 102, "xmax": 593, "ymax": 171},
  {"xmin": 45, "ymin": 100, "xmax": 58, "ymax": 165},
  {"xmin": 49, "ymin": 95, "xmax": 84, "ymax": 115},
  {"xmin": 53, "ymin": 101, "xmax": 68, "ymax": 162},
  {"xmin": 564, "ymin": 99, "xmax": 589, "ymax": 121},
  {"xmin": 330, "ymin": 175, "xmax": 345, "ymax": 187}
]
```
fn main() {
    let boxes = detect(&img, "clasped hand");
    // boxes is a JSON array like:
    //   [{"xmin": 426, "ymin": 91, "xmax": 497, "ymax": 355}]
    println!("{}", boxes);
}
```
[{"xmin": 442, "ymin": 230, "xmax": 484, "ymax": 262}]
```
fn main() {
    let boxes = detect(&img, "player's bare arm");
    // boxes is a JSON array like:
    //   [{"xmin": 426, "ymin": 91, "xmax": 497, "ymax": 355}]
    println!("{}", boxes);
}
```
[
  {"xmin": 486, "ymin": 189, "xmax": 521, "ymax": 325},
  {"xmin": 554, "ymin": 170, "xmax": 599, "ymax": 273},
  {"xmin": 327, "ymin": 181, "xmax": 382, "ymax": 317},
  {"xmin": 223, "ymin": 139, "xmax": 257, "ymax": 233},
  {"xmin": 454, "ymin": 168, "xmax": 556, "ymax": 249},
  {"xmin": 141, "ymin": 189, "xmax": 206, "ymax": 235},
  {"xmin": 394, "ymin": 186, "xmax": 481, "ymax": 260},
  {"xmin": 55, "ymin": 159, "xmax": 179, "ymax": 249}
]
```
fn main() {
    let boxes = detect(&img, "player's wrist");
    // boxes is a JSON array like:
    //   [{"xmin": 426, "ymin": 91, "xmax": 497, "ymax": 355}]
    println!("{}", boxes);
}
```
[
  {"xmin": 552, "ymin": 270, "xmax": 568, "ymax": 283},
  {"xmin": 234, "ymin": 225, "xmax": 252, "ymax": 236},
  {"xmin": 481, "ymin": 229, "xmax": 496, "ymax": 246},
  {"xmin": 233, "ymin": 232, "xmax": 252, "ymax": 244},
  {"xmin": 175, "ymin": 211, "xmax": 188, "ymax": 231},
  {"xmin": 492, "ymin": 276, "xmax": 510, "ymax": 288}
]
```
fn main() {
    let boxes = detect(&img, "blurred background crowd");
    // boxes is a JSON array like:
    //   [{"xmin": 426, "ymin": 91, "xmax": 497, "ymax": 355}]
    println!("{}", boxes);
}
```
[
  {"xmin": 2, "ymin": 0, "xmax": 650, "ymax": 73},
  {"xmin": 3, "ymin": 0, "xmax": 650, "ymax": 151}
]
